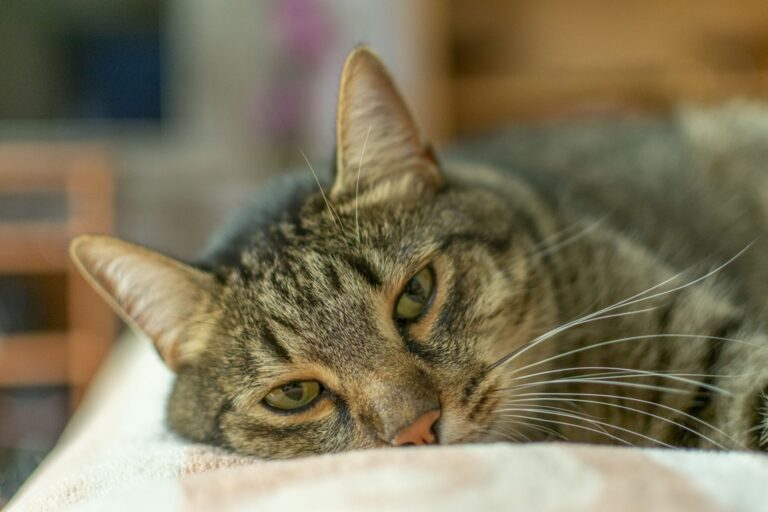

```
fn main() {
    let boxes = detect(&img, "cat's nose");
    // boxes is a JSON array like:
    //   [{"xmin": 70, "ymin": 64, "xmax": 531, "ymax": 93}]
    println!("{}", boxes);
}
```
[{"xmin": 391, "ymin": 409, "xmax": 441, "ymax": 446}]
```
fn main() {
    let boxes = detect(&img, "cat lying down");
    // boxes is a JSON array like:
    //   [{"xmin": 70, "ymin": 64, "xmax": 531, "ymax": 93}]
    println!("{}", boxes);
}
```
[{"xmin": 70, "ymin": 47, "xmax": 768, "ymax": 458}]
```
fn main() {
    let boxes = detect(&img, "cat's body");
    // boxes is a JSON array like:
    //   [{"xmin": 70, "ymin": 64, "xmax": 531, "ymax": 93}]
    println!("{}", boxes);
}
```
[
  {"xmin": 71, "ymin": 48, "xmax": 768, "ymax": 458},
  {"xmin": 456, "ymin": 110, "xmax": 768, "ymax": 317},
  {"xmin": 452, "ymin": 110, "xmax": 768, "ymax": 449}
]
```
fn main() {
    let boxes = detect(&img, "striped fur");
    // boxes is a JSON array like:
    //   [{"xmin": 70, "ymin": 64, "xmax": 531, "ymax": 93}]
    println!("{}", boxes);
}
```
[{"xmin": 70, "ymin": 48, "xmax": 768, "ymax": 458}]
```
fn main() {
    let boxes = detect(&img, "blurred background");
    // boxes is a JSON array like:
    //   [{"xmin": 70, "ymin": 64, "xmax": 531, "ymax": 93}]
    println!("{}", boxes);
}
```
[{"xmin": 1, "ymin": 0, "xmax": 768, "ymax": 504}]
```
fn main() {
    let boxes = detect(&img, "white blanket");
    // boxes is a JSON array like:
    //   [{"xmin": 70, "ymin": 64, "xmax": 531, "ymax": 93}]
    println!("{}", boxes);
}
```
[{"xmin": 8, "ymin": 334, "xmax": 768, "ymax": 512}]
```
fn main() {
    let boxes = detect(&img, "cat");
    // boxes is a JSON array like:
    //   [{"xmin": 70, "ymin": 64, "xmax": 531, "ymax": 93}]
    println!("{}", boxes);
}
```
[{"xmin": 69, "ymin": 47, "xmax": 768, "ymax": 459}]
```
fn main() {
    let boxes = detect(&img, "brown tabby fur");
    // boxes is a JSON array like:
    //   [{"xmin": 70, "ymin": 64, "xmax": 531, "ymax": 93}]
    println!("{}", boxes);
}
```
[{"xmin": 70, "ymin": 48, "xmax": 768, "ymax": 458}]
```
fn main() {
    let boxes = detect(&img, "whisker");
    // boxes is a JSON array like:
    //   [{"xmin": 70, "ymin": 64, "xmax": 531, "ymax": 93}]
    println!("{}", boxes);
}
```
[
  {"xmin": 299, "ymin": 147, "xmax": 343, "ymax": 232},
  {"xmin": 489, "ymin": 306, "xmax": 662, "ymax": 371},
  {"xmin": 610, "ymin": 242, "xmax": 756, "ymax": 315},
  {"xmin": 490, "ymin": 279, "xmax": 684, "ymax": 371},
  {"xmin": 524, "ymin": 215, "xmax": 608, "ymax": 261},
  {"xmin": 504, "ymin": 378, "xmax": 692, "ymax": 395},
  {"xmin": 510, "ymin": 366, "xmax": 731, "ymax": 383},
  {"xmin": 502, "ymin": 405, "xmax": 615, "ymax": 439},
  {"xmin": 504, "ymin": 395, "xmax": 731, "ymax": 449},
  {"xmin": 491, "ymin": 242, "xmax": 755, "ymax": 371},
  {"xmin": 512, "ymin": 429, "xmax": 532, "ymax": 443},
  {"xmin": 503, "ymin": 402, "xmax": 605, "ymax": 421},
  {"xmin": 563, "ymin": 371, "xmax": 736, "ymax": 384},
  {"xmin": 497, "ymin": 407, "xmax": 673, "ymax": 448},
  {"xmin": 505, "ymin": 391, "xmax": 743, "ymax": 449},
  {"xmin": 522, "ymin": 220, "xmax": 588, "ymax": 254},
  {"xmin": 507, "ymin": 334, "xmax": 753, "ymax": 391},
  {"xmin": 509, "ymin": 362, "xmax": 732, "ymax": 393},
  {"xmin": 496, "ymin": 413, "xmax": 634, "ymax": 447},
  {"xmin": 482, "ymin": 425, "xmax": 525, "ymax": 443},
  {"xmin": 509, "ymin": 418, "xmax": 568, "ymax": 441},
  {"xmin": 496, "ymin": 420, "xmax": 562, "ymax": 442},
  {"xmin": 498, "ymin": 388, "xmax": 605, "ymax": 437}
]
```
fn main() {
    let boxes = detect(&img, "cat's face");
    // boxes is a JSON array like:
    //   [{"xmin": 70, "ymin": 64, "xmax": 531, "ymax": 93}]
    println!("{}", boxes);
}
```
[{"xmin": 70, "ymin": 48, "xmax": 555, "ymax": 458}]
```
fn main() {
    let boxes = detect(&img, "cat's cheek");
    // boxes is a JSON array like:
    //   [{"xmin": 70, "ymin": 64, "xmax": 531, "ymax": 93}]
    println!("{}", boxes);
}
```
[
  {"xmin": 430, "ymin": 407, "xmax": 475, "ymax": 445},
  {"xmin": 350, "ymin": 430, "xmax": 389, "ymax": 451}
]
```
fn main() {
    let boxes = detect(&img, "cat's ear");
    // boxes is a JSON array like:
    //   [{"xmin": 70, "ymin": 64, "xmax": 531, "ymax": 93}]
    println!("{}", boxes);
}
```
[
  {"xmin": 69, "ymin": 235, "xmax": 219, "ymax": 372},
  {"xmin": 331, "ymin": 47, "xmax": 443, "ymax": 200}
]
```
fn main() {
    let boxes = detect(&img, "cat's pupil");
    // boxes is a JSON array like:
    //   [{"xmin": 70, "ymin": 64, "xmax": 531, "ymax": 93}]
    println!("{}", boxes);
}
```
[
  {"xmin": 406, "ymin": 279, "xmax": 426, "ymax": 303},
  {"xmin": 282, "ymin": 383, "xmax": 304, "ymax": 401}
]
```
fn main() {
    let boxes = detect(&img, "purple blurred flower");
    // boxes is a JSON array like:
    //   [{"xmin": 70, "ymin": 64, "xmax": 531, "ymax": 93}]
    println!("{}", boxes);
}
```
[
  {"xmin": 254, "ymin": 81, "xmax": 305, "ymax": 137},
  {"xmin": 274, "ymin": 0, "xmax": 334, "ymax": 65}
]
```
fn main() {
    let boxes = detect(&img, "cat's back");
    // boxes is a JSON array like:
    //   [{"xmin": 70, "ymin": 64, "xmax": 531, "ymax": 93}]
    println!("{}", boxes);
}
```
[{"xmin": 453, "ymin": 103, "xmax": 768, "ymax": 315}]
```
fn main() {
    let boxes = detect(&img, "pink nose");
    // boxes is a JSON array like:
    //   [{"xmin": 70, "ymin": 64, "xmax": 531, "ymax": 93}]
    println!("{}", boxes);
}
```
[{"xmin": 391, "ymin": 409, "xmax": 441, "ymax": 446}]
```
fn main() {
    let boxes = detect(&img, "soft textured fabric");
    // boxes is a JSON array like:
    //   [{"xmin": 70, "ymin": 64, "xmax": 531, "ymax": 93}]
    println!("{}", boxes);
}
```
[{"xmin": 7, "ymin": 333, "xmax": 768, "ymax": 512}]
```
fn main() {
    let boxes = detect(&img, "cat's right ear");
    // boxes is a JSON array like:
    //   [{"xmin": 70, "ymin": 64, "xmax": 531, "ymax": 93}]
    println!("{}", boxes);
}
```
[
  {"xmin": 69, "ymin": 235, "xmax": 219, "ymax": 372},
  {"xmin": 332, "ymin": 47, "xmax": 443, "ymax": 201}
]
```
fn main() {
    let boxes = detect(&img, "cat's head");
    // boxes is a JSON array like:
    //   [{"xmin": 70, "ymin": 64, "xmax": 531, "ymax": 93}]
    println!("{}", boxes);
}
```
[{"xmin": 70, "ymin": 48, "xmax": 555, "ymax": 458}]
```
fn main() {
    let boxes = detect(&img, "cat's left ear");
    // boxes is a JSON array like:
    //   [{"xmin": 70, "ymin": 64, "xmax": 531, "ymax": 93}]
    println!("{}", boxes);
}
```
[{"xmin": 331, "ymin": 47, "xmax": 443, "ymax": 200}]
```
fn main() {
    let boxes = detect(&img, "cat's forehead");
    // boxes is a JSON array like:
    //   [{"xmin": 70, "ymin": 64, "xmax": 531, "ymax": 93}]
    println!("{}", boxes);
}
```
[
  {"xmin": 231, "ymin": 193, "xmax": 438, "ymax": 275},
  {"xmin": 216, "ymin": 230, "xmax": 399, "ymax": 367},
  {"xmin": 217, "ymin": 210, "xmax": 437, "ymax": 327},
  {"xmin": 209, "ymin": 183, "xmax": 480, "ymax": 342},
  {"xmin": 232, "ymin": 227, "xmax": 396, "ymax": 305}
]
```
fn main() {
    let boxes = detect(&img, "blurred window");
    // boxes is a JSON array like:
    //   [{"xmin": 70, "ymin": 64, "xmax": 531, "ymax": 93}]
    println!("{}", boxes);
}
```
[{"xmin": 0, "ymin": 0, "xmax": 165, "ymax": 121}]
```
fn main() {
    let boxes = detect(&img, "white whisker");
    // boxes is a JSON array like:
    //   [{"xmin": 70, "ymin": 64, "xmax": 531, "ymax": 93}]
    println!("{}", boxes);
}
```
[
  {"xmin": 515, "ymin": 419, "xmax": 568, "ymax": 441},
  {"xmin": 507, "ymin": 334, "xmax": 752, "ymax": 391},
  {"xmin": 489, "ymin": 307, "xmax": 662, "ymax": 371},
  {"xmin": 505, "ymin": 396, "xmax": 729, "ymax": 449},
  {"xmin": 525, "ymin": 215, "xmax": 608, "ymax": 261},
  {"xmin": 497, "ymin": 407, "xmax": 673, "ymax": 448},
  {"xmin": 505, "ymin": 377, "xmax": 692, "ymax": 395},
  {"xmin": 505, "ymin": 391, "xmax": 743, "ymax": 449},
  {"xmin": 300, "ymin": 147, "xmax": 344, "ymax": 232},
  {"xmin": 491, "ymin": 242, "xmax": 755, "ymax": 371},
  {"xmin": 503, "ymin": 401, "xmax": 605, "ymax": 420},
  {"xmin": 510, "ymin": 365, "xmax": 731, "ymax": 383},
  {"xmin": 482, "ymin": 425, "xmax": 525, "ymax": 443},
  {"xmin": 497, "ymin": 413, "xmax": 634, "ymax": 446}
]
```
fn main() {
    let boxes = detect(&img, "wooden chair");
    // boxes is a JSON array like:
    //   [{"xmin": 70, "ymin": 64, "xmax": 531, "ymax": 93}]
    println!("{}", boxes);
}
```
[{"xmin": 0, "ymin": 144, "xmax": 115, "ymax": 410}]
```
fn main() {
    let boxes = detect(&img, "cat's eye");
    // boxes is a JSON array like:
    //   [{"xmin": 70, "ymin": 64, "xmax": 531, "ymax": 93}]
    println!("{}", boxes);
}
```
[
  {"xmin": 395, "ymin": 266, "xmax": 435, "ymax": 322},
  {"xmin": 264, "ymin": 381, "xmax": 322, "ymax": 411}
]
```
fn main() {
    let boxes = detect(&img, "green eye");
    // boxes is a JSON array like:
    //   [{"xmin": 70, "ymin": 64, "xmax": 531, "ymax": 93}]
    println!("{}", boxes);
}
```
[
  {"xmin": 264, "ymin": 381, "xmax": 322, "ymax": 411},
  {"xmin": 395, "ymin": 266, "xmax": 435, "ymax": 321}
]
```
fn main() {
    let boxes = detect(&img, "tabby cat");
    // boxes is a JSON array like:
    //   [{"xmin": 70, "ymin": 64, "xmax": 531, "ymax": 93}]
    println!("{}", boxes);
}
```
[{"xmin": 70, "ymin": 47, "xmax": 768, "ymax": 458}]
